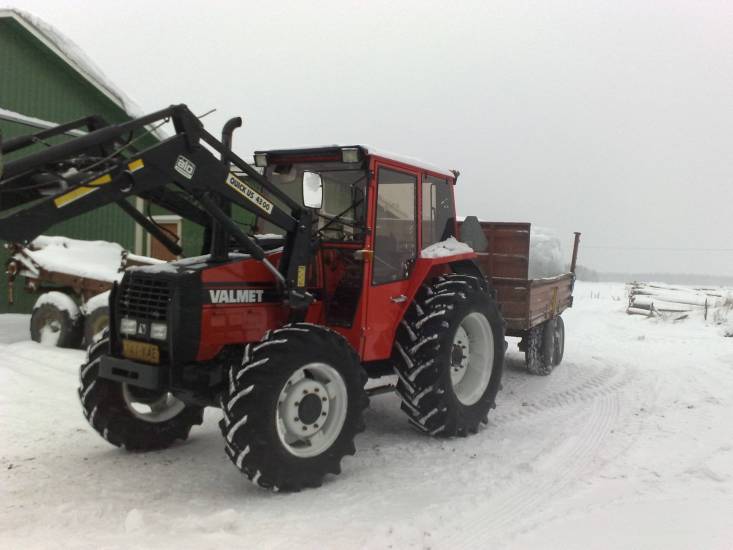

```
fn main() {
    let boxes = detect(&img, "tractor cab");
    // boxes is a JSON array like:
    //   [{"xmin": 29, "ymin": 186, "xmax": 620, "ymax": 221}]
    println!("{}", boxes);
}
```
[{"xmin": 251, "ymin": 145, "xmax": 461, "ymax": 360}]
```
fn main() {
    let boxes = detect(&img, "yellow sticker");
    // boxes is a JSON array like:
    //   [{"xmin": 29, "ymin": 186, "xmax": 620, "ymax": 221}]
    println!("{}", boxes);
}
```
[
  {"xmin": 297, "ymin": 265, "xmax": 306, "ymax": 287},
  {"xmin": 53, "ymin": 174, "xmax": 112, "ymax": 208},
  {"xmin": 225, "ymin": 172, "xmax": 274, "ymax": 214},
  {"xmin": 128, "ymin": 159, "xmax": 144, "ymax": 172}
]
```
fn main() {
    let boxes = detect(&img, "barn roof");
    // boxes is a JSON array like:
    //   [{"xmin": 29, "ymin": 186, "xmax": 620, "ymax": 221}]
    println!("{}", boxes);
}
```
[{"xmin": 0, "ymin": 8, "xmax": 144, "ymax": 119}]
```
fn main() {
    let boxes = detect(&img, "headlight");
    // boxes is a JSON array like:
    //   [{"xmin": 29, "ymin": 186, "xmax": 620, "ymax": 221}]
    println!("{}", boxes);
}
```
[
  {"xmin": 120, "ymin": 318, "xmax": 137, "ymax": 335},
  {"xmin": 253, "ymin": 153, "xmax": 268, "ymax": 167},
  {"xmin": 150, "ymin": 322, "xmax": 168, "ymax": 341},
  {"xmin": 341, "ymin": 147, "xmax": 360, "ymax": 163}
]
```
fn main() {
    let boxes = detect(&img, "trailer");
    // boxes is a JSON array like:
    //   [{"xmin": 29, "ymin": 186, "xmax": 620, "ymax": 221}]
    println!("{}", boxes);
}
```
[
  {"xmin": 6, "ymin": 236, "xmax": 163, "ymax": 347},
  {"xmin": 459, "ymin": 218, "xmax": 580, "ymax": 375}
]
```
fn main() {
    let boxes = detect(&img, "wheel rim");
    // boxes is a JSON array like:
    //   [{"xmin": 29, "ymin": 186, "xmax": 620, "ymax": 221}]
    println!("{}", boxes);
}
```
[
  {"xmin": 121, "ymin": 384, "xmax": 185, "ymax": 423},
  {"xmin": 276, "ymin": 362, "xmax": 348, "ymax": 458},
  {"xmin": 450, "ymin": 312, "xmax": 494, "ymax": 406}
]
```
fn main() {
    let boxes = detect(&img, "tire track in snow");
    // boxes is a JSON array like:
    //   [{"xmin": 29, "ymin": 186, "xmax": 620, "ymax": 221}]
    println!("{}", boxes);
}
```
[{"xmin": 449, "ymin": 392, "xmax": 622, "ymax": 548}]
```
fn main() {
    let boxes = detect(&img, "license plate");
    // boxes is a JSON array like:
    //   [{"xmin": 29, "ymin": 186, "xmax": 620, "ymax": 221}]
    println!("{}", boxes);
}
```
[{"xmin": 122, "ymin": 339, "xmax": 160, "ymax": 364}]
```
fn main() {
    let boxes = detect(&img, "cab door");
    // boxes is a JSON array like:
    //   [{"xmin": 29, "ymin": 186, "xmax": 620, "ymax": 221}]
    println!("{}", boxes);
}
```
[{"xmin": 362, "ymin": 164, "xmax": 419, "ymax": 361}]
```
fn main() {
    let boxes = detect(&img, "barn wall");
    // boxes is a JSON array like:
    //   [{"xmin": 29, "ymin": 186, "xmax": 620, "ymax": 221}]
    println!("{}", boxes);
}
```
[{"xmin": 0, "ymin": 17, "xmax": 142, "ymax": 313}]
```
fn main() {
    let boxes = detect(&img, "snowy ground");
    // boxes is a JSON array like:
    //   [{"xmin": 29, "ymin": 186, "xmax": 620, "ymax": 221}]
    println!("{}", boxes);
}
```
[{"xmin": 1, "ymin": 282, "xmax": 732, "ymax": 549}]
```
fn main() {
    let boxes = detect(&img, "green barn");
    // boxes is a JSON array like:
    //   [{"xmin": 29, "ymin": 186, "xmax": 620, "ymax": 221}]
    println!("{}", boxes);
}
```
[{"xmin": 0, "ymin": 9, "xmax": 207, "ymax": 314}]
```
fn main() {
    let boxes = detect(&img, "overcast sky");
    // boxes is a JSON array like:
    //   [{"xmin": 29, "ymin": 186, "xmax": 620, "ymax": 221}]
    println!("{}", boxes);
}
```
[{"xmin": 8, "ymin": 0, "xmax": 733, "ymax": 275}]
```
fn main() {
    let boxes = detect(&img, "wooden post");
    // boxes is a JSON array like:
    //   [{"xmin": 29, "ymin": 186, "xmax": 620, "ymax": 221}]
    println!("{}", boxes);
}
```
[{"xmin": 570, "ymin": 232, "xmax": 581, "ymax": 274}]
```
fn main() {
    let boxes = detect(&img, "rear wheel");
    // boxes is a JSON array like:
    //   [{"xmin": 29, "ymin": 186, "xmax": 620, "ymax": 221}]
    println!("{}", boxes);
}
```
[
  {"xmin": 393, "ymin": 273, "xmax": 505, "ymax": 436},
  {"xmin": 219, "ymin": 323, "xmax": 369, "ymax": 491},
  {"xmin": 552, "ymin": 316, "xmax": 565, "ymax": 366},
  {"xmin": 30, "ymin": 292, "xmax": 82, "ymax": 348},
  {"xmin": 79, "ymin": 335, "xmax": 204, "ymax": 450},
  {"xmin": 524, "ymin": 319, "xmax": 557, "ymax": 375}
]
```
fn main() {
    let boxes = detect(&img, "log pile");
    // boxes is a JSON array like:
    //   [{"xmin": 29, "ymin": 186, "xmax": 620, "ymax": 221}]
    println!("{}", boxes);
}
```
[{"xmin": 626, "ymin": 282, "xmax": 732, "ymax": 321}]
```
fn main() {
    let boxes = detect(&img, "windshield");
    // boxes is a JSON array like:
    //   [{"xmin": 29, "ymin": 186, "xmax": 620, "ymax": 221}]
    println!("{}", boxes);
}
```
[{"xmin": 259, "ymin": 162, "xmax": 368, "ymax": 242}]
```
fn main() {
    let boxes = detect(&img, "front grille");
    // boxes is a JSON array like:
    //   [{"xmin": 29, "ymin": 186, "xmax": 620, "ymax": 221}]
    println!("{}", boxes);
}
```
[{"xmin": 118, "ymin": 273, "xmax": 171, "ymax": 321}]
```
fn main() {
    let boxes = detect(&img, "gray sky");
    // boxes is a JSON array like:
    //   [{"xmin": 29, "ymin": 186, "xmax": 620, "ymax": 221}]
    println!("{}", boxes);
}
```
[{"xmin": 9, "ymin": 0, "xmax": 733, "ymax": 275}]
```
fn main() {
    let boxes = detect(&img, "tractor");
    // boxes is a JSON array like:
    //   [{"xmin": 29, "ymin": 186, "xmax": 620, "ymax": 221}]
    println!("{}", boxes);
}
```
[{"xmin": 0, "ymin": 106, "xmax": 505, "ymax": 490}]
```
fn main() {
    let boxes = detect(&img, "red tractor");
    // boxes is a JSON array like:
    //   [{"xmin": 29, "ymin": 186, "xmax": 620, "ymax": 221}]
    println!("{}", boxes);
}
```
[{"xmin": 1, "ymin": 106, "xmax": 512, "ymax": 490}]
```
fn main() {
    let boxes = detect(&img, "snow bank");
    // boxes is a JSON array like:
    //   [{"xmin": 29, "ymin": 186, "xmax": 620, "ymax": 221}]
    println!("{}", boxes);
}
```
[
  {"xmin": 528, "ymin": 226, "xmax": 564, "ymax": 278},
  {"xmin": 421, "ymin": 237, "xmax": 474, "ymax": 259},
  {"xmin": 21, "ymin": 236, "xmax": 126, "ymax": 283}
]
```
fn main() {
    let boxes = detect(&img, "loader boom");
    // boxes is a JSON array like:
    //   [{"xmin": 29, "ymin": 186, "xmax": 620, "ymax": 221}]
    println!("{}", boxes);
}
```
[{"xmin": 0, "ymin": 104, "xmax": 314, "ymax": 306}]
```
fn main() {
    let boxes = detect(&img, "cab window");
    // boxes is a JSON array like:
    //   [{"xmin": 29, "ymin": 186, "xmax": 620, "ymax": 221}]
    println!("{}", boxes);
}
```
[{"xmin": 373, "ymin": 168, "xmax": 417, "ymax": 285}]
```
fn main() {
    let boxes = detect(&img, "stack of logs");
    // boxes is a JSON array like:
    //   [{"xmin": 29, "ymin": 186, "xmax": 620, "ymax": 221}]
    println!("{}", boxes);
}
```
[{"xmin": 626, "ymin": 282, "xmax": 731, "ymax": 320}]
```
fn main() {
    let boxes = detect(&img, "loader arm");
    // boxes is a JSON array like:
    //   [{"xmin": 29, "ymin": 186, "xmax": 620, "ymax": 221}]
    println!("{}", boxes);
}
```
[{"xmin": 0, "ymin": 104, "xmax": 315, "ymax": 307}]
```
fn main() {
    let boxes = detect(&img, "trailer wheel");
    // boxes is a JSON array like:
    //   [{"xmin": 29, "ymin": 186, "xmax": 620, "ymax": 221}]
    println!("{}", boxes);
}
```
[
  {"xmin": 83, "ymin": 304, "xmax": 109, "ymax": 347},
  {"xmin": 219, "ymin": 323, "xmax": 369, "ymax": 491},
  {"xmin": 78, "ymin": 334, "xmax": 204, "ymax": 451},
  {"xmin": 393, "ymin": 274, "xmax": 505, "ymax": 436},
  {"xmin": 30, "ymin": 291, "xmax": 82, "ymax": 348},
  {"xmin": 552, "ymin": 316, "xmax": 565, "ymax": 366},
  {"xmin": 524, "ymin": 320, "xmax": 556, "ymax": 375}
]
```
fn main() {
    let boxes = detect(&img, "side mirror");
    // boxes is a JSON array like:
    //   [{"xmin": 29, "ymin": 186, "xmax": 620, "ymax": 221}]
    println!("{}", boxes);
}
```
[{"xmin": 302, "ymin": 171, "xmax": 323, "ymax": 209}]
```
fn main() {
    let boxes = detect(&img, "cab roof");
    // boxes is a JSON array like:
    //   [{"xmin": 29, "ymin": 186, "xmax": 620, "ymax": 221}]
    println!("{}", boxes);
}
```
[{"xmin": 253, "ymin": 145, "xmax": 457, "ymax": 181}]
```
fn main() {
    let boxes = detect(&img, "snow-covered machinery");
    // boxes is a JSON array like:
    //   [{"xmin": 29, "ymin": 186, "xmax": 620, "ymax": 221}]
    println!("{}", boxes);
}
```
[
  {"xmin": 0, "ymin": 105, "xmax": 579, "ymax": 491},
  {"xmin": 6, "ymin": 236, "xmax": 163, "ymax": 347}
]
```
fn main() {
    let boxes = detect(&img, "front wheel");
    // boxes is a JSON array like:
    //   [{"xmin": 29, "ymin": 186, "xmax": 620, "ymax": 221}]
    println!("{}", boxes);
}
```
[
  {"xmin": 219, "ymin": 323, "xmax": 369, "ymax": 491},
  {"xmin": 79, "ymin": 336, "xmax": 204, "ymax": 450}
]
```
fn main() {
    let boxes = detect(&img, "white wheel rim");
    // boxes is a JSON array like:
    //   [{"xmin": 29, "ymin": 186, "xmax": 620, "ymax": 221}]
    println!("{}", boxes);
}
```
[
  {"xmin": 450, "ymin": 312, "xmax": 494, "ymax": 406},
  {"xmin": 276, "ymin": 362, "xmax": 348, "ymax": 458},
  {"xmin": 122, "ymin": 384, "xmax": 186, "ymax": 423}
]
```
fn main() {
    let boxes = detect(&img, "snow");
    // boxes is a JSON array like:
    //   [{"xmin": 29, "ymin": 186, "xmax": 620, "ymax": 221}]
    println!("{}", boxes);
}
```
[
  {"xmin": 82, "ymin": 290, "xmax": 110, "ymax": 314},
  {"xmin": 2, "ymin": 282, "xmax": 733, "ymax": 549},
  {"xmin": 19, "ymin": 236, "xmax": 126, "ymax": 283},
  {"xmin": 528, "ymin": 225, "xmax": 565, "ymax": 278},
  {"xmin": 0, "ymin": 107, "xmax": 85, "ymax": 136},
  {"xmin": 32, "ymin": 290, "xmax": 80, "ymax": 321},
  {"xmin": 420, "ymin": 236, "xmax": 474, "ymax": 259}
]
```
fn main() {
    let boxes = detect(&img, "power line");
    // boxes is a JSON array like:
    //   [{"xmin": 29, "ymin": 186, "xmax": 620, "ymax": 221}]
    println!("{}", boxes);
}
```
[{"xmin": 583, "ymin": 245, "xmax": 733, "ymax": 252}]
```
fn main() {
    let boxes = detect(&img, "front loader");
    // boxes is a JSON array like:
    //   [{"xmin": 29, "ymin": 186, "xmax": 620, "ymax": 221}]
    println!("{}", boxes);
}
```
[{"xmin": 0, "ymin": 106, "xmax": 505, "ymax": 490}]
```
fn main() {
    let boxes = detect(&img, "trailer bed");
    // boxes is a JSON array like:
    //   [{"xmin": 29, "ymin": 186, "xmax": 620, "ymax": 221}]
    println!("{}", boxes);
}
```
[{"xmin": 457, "ymin": 219, "xmax": 577, "ymax": 336}]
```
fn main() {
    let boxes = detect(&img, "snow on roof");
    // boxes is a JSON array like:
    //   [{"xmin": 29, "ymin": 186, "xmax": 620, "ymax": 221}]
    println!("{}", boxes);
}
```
[
  {"xmin": 362, "ymin": 145, "xmax": 457, "ymax": 179},
  {"xmin": 0, "ymin": 8, "xmax": 166, "ymax": 138},
  {"xmin": 0, "ymin": 107, "xmax": 86, "ymax": 136}
]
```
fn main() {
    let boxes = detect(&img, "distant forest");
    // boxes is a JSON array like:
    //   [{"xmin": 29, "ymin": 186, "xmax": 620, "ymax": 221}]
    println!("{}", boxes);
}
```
[{"xmin": 572, "ymin": 265, "xmax": 733, "ymax": 287}]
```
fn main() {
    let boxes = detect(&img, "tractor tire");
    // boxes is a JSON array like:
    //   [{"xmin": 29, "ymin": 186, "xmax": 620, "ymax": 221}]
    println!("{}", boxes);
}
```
[
  {"xmin": 219, "ymin": 323, "xmax": 369, "ymax": 491},
  {"xmin": 552, "ymin": 315, "xmax": 565, "ymax": 366},
  {"xmin": 79, "ymin": 334, "xmax": 204, "ymax": 451},
  {"xmin": 30, "ymin": 292, "xmax": 82, "ymax": 348},
  {"xmin": 393, "ymin": 273, "xmax": 505, "ymax": 437},
  {"xmin": 524, "ymin": 319, "xmax": 556, "ymax": 376},
  {"xmin": 83, "ymin": 304, "xmax": 109, "ymax": 348}
]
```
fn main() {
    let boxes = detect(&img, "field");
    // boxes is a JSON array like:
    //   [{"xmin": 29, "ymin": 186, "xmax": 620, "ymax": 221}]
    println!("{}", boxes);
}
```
[{"xmin": 1, "ymin": 282, "xmax": 732, "ymax": 549}]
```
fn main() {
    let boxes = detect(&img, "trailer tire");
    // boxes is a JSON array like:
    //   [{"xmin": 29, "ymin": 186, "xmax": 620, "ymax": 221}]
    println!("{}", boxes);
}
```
[
  {"xmin": 79, "ymin": 334, "xmax": 204, "ymax": 451},
  {"xmin": 219, "ymin": 324, "xmax": 369, "ymax": 491},
  {"xmin": 524, "ymin": 320, "xmax": 556, "ymax": 375},
  {"xmin": 393, "ymin": 274, "xmax": 505, "ymax": 437},
  {"xmin": 30, "ymin": 292, "xmax": 82, "ymax": 348},
  {"xmin": 83, "ymin": 305, "xmax": 109, "ymax": 348},
  {"xmin": 552, "ymin": 316, "xmax": 565, "ymax": 366}
]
